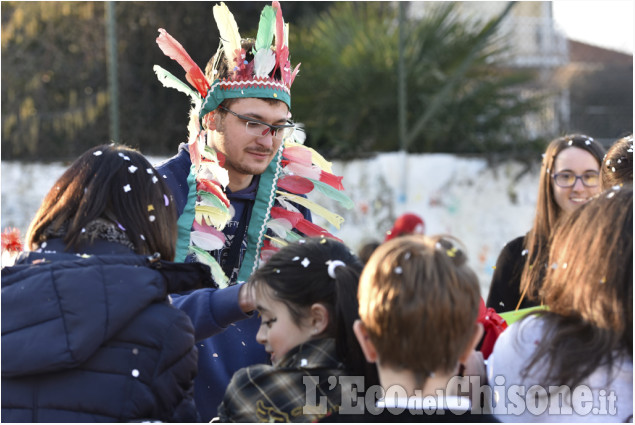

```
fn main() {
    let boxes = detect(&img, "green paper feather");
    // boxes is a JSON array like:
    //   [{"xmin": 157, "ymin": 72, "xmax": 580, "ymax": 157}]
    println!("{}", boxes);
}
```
[
  {"xmin": 254, "ymin": 5, "xmax": 275, "ymax": 52},
  {"xmin": 189, "ymin": 245, "xmax": 229, "ymax": 289},
  {"xmin": 307, "ymin": 178, "xmax": 355, "ymax": 209},
  {"xmin": 153, "ymin": 65, "xmax": 201, "ymax": 106}
]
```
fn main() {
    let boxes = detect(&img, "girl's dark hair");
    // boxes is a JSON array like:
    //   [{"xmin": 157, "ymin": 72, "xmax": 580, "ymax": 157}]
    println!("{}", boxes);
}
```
[
  {"xmin": 601, "ymin": 134, "xmax": 633, "ymax": 189},
  {"xmin": 520, "ymin": 134, "xmax": 605, "ymax": 305},
  {"xmin": 249, "ymin": 237, "xmax": 379, "ymax": 386},
  {"xmin": 26, "ymin": 144, "xmax": 177, "ymax": 260},
  {"xmin": 522, "ymin": 186, "xmax": 632, "ymax": 389}
]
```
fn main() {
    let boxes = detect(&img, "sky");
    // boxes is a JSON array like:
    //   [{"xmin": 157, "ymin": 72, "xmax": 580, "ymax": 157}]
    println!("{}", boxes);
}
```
[{"xmin": 552, "ymin": 0, "xmax": 633, "ymax": 55}]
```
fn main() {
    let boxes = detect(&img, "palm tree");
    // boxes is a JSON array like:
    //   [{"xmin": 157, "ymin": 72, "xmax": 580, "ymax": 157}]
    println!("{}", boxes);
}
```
[{"xmin": 290, "ymin": 2, "xmax": 544, "ymax": 158}]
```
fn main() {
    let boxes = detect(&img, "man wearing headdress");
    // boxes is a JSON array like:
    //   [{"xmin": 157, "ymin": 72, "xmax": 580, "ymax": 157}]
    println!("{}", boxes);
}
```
[{"xmin": 153, "ymin": 2, "xmax": 348, "ymax": 420}]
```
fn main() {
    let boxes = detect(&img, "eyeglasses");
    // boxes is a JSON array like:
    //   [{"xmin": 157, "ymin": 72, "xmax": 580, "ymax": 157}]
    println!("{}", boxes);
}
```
[
  {"xmin": 219, "ymin": 106, "xmax": 294, "ymax": 140},
  {"xmin": 552, "ymin": 171, "xmax": 599, "ymax": 188}
]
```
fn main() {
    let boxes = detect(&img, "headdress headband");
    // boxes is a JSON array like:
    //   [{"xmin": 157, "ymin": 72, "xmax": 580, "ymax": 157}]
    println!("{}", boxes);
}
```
[{"xmin": 155, "ymin": 1, "xmax": 299, "ymax": 125}]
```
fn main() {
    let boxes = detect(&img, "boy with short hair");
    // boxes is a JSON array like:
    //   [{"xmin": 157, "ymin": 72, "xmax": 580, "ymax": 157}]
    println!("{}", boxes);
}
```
[{"xmin": 325, "ymin": 235, "xmax": 496, "ymax": 422}]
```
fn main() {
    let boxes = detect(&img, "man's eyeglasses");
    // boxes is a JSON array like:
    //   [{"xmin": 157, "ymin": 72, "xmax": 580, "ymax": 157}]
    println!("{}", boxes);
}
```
[
  {"xmin": 551, "ymin": 171, "xmax": 599, "ymax": 188},
  {"xmin": 219, "ymin": 106, "xmax": 295, "ymax": 140}
]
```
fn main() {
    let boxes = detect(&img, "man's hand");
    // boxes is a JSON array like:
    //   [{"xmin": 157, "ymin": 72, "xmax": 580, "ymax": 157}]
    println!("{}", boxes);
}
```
[{"xmin": 238, "ymin": 283, "xmax": 256, "ymax": 314}]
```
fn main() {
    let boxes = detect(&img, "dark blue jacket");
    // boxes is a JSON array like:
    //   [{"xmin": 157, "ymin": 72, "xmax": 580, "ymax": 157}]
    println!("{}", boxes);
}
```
[
  {"xmin": 1, "ymin": 239, "xmax": 207, "ymax": 422},
  {"xmin": 156, "ymin": 145, "xmax": 312, "ymax": 421}
]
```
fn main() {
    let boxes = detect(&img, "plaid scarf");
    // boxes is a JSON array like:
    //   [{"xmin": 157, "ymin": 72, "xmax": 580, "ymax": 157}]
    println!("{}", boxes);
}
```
[{"xmin": 217, "ymin": 338, "xmax": 348, "ymax": 422}]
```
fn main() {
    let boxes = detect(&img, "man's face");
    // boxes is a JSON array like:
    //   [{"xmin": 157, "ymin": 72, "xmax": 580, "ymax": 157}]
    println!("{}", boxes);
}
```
[{"xmin": 210, "ymin": 98, "xmax": 289, "ymax": 183}]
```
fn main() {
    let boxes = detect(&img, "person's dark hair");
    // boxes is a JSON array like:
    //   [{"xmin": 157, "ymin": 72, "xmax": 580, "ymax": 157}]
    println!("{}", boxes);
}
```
[
  {"xmin": 248, "ymin": 237, "xmax": 379, "ymax": 385},
  {"xmin": 522, "ymin": 186, "xmax": 632, "ymax": 388},
  {"xmin": 26, "ymin": 144, "xmax": 177, "ymax": 260},
  {"xmin": 520, "ymin": 134, "xmax": 605, "ymax": 306},
  {"xmin": 601, "ymin": 134, "xmax": 633, "ymax": 189},
  {"xmin": 358, "ymin": 240, "xmax": 380, "ymax": 264}
]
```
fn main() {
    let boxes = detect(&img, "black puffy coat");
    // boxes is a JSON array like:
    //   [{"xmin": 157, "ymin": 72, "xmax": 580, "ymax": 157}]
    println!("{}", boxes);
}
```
[{"xmin": 1, "ymin": 240, "xmax": 211, "ymax": 422}]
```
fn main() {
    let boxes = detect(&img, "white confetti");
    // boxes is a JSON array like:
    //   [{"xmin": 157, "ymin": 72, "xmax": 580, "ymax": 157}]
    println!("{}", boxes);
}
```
[
  {"xmin": 301, "ymin": 257, "xmax": 310, "ymax": 268},
  {"xmin": 118, "ymin": 152, "xmax": 124, "ymax": 157},
  {"xmin": 41, "ymin": 242, "xmax": 47, "ymax": 248},
  {"xmin": 562, "ymin": 263, "xmax": 567, "ymax": 269},
  {"xmin": 585, "ymin": 140, "xmax": 591, "ymax": 145},
  {"xmin": 567, "ymin": 140, "xmax": 573, "ymax": 146},
  {"xmin": 131, "ymin": 369, "xmax": 140, "ymax": 378},
  {"xmin": 241, "ymin": 341, "xmax": 246, "ymax": 346},
  {"xmin": 300, "ymin": 358, "xmax": 308, "ymax": 367},
  {"xmin": 149, "ymin": 215, "xmax": 156, "ymax": 222},
  {"xmin": 123, "ymin": 184, "xmax": 131, "ymax": 192},
  {"xmin": 128, "ymin": 165, "xmax": 138, "ymax": 173},
  {"xmin": 93, "ymin": 150, "xmax": 103, "ymax": 156},
  {"xmin": 606, "ymin": 159, "xmax": 612, "ymax": 165},
  {"xmin": 164, "ymin": 194, "xmax": 170, "ymax": 206},
  {"xmin": 607, "ymin": 192, "xmax": 616, "ymax": 199},
  {"xmin": 499, "ymin": 302, "xmax": 505, "ymax": 307},
  {"xmin": 521, "ymin": 249, "xmax": 529, "ymax": 256},
  {"xmin": 395, "ymin": 266, "xmax": 403, "ymax": 274},
  {"xmin": 146, "ymin": 168, "xmax": 154, "ymax": 174},
  {"xmin": 404, "ymin": 252, "xmax": 411, "ymax": 260},
  {"xmin": 132, "ymin": 348, "xmax": 139, "ymax": 355},
  {"xmin": 123, "ymin": 155, "xmax": 130, "ymax": 161},
  {"xmin": 292, "ymin": 256, "xmax": 300, "ymax": 261},
  {"xmin": 152, "ymin": 176, "xmax": 158, "ymax": 184},
  {"xmin": 212, "ymin": 353, "xmax": 219, "ymax": 358},
  {"xmin": 551, "ymin": 263, "xmax": 558, "ymax": 269},
  {"xmin": 140, "ymin": 234, "xmax": 145, "ymax": 241}
]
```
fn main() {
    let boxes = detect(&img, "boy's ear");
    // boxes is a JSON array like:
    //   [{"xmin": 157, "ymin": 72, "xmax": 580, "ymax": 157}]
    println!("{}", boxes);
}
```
[
  {"xmin": 353, "ymin": 320, "xmax": 378, "ymax": 363},
  {"xmin": 309, "ymin": 303, "xmax": 329, "ymax": 336},
  {"xmin": 458, "ymin": 322, "xmax": 484, "ymax": 365}
]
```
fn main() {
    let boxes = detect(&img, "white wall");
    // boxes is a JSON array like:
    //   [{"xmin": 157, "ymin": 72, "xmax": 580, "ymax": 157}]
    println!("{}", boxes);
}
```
[
  {"xmin": 1, "ymin": 153, "xmax": 541, "ymax": 296},
  {"xmin": 314, "ymin": 152, "xmax": 540, "ymax": 297}
]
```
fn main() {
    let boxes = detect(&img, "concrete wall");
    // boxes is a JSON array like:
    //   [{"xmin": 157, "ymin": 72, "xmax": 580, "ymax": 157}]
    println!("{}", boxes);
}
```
[{"xmin": 1, "ymin": 153, "xmax": 542, "ymax": 296}]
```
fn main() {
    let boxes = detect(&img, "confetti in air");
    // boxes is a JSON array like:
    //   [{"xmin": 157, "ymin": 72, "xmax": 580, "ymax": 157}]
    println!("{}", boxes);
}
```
[
  {"xmin": 164, "ymin": 194, "xmax": 170, "ymax": 206},
  {"xmin": 152, "ymin": 176, "xmax": 159, "ymax": 184},
  {"xmin": 93, "ymin": 150, "xmax": 103, "ymax": 156},
  {"xmin": 123, "ymin": 184, "xmax": 131, "ymax": 192},
  {"xmin": 394, "ymin": 266, "xmax": 403, "ymax": 274},
  {"xmin": 149, "ymin": 215, "xmax": 156, "ymax": 222},
  {"xmin": 301, "ymin": 257, "xmax": 310, "ymax": 268},
  {"xmin": 128, "ymin": 165, "xmax": 138, "ymax": 173}
]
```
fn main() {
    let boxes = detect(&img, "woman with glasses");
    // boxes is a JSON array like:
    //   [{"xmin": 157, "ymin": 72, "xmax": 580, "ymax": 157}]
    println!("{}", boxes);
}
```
[{"xmin": 486, "ymin": 134, "xmax": 605, "ymax": 313}]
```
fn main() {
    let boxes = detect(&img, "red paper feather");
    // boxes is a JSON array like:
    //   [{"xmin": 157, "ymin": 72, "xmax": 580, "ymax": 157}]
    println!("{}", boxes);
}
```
[{"xmin": 156, "ymin": 29, "xmax": 210, "ymax": 97}]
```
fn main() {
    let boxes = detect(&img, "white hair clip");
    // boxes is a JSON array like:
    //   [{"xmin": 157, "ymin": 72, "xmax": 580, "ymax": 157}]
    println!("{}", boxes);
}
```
[{"xmin": 327, "ymin": 260, "xmax": 346, "ymax": 279}]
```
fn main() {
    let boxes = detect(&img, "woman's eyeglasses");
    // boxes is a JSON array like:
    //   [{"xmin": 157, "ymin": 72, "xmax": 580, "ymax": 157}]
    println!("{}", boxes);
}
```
[{"xmin": 552, "ymin": 171, "xmax": 599, "ymax": 188}]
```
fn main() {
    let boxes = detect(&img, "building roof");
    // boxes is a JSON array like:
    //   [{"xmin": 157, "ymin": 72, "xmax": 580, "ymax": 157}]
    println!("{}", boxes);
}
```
[{"xmin": 568, "ymin": 39, "xmax": 633, "ymax": 66}]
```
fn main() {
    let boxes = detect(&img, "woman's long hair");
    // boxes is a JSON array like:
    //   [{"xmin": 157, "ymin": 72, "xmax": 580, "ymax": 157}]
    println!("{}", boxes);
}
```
[
  {"xmin": 519, "ymin": 134, "xmax": 605, "ymax": 305},
  {"xmin": 26, "ymin": 144, "xmax": 177, "ymax": 260},
  {"xmin": 523, "ymin": 186, "xmax": 632, "ymax": 388}
]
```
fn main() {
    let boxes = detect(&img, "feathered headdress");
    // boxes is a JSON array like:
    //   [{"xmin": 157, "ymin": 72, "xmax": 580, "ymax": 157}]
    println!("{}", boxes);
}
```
[{"xmin": 154, "ymin": 2, "xmax": 351, "ymax": 287}]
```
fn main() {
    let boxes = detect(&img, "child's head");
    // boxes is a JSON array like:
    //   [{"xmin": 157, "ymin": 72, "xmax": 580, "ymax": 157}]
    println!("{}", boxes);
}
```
[
  {"xmin": 601, "ymin": 134, "xmax": 633, "ymax": 189},
  {"xmin": 248, "ymin": 238, "xmax": 371, "ymax": 373},
  {"xmin": 356, "ymin": 235, "xmax": 482, "ymax": 385},
  {"xmin": 26, "ymin": 144, "xmax": 177, "ymax": 259}
]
